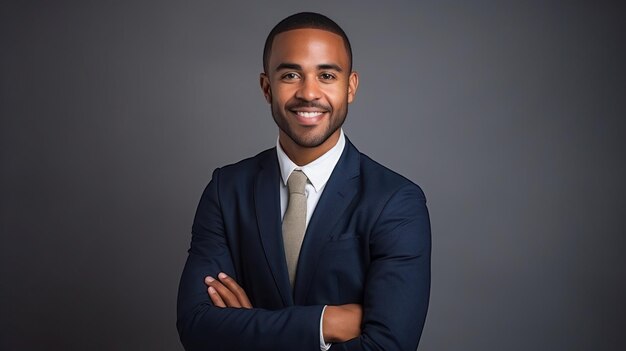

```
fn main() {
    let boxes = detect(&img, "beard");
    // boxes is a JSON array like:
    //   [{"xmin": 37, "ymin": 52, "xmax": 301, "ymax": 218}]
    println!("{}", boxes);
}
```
[{"xmin": 271, "ymin": 99, "xmax": 347, "ymax": 148}]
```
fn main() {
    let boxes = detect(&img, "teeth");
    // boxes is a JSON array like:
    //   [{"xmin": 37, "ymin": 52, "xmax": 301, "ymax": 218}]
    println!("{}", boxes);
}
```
[{"xmin": 296, "ymin": 111, "xmax": 323, "ymax": 118}]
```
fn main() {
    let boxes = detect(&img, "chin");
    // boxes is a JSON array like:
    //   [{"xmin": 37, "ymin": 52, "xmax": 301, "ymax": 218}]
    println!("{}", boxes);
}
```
[{"xmin": 292, "ymin": 129, "xmax": 339, "ymax": 148}]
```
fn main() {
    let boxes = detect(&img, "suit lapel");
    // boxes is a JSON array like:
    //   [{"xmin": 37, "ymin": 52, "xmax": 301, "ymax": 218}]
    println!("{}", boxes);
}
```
[
  {"xmin": 254, "ymin": 150, "xmax": 293, "ymax": 306},
  {"xmin": 293, "ymin": 140, "xmax": 361, "ymax": 303}
]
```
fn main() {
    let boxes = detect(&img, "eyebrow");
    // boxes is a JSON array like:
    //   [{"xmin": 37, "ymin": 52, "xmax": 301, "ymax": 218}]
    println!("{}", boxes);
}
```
[
  {"xmin": 274, "ymin": 63, "xmax": 343, "ymax": 72},
  {"xmin": 275, "ymin": 63, "xmax": 302, "ymax": 71},
  {"xmin": 317, "ymin": 64, "xmax": 343, "ymax": 72}
]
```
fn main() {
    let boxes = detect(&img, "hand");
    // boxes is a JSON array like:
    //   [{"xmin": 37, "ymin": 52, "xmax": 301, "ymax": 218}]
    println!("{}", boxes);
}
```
[
  {"xmin": 204, "ymin": 272, "xmax": 253, "ymax": 309},
  {"xmin": 323, "ymin": 303, "xmax": 363, "ymax": 342}
]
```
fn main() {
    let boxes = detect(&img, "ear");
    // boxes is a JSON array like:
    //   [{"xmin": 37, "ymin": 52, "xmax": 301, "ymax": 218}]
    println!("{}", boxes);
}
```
[
  {"xmin": 347, "ymin": 71, "xmax": 359, "ymax": 104},
  {"xmin": 260, "ymin": 73, "xmax": 272, "ymax": 103}
]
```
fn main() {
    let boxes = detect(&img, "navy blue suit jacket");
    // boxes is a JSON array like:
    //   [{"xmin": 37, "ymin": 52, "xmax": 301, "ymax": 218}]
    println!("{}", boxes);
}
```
[{"xmin": 177, "ymin": 139, "xmax": 431, "ymax": 351}]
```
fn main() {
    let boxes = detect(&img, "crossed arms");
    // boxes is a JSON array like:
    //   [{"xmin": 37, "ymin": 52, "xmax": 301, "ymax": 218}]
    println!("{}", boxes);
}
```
[
  {"xmin": 204, "ymin": 272, "xmax": 363, "ymax": 343},
  {"xmin": 177, "ymin": 168, "xmax": 431, "ymax": 350}
]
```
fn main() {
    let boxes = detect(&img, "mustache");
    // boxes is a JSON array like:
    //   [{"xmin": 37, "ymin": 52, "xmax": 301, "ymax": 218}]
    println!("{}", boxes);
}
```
[{"xmin": 286, "ymin": 101, "xmax": 331, "ymax": 111}]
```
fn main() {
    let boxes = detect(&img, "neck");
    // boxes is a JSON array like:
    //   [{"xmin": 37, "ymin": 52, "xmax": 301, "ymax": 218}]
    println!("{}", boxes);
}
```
[{"xmin": 279, "ymin": 130, "xmax": 340, "ymax": 166}]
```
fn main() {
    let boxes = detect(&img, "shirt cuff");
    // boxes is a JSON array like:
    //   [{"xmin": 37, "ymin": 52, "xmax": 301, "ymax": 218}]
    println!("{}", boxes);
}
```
[{"xmin": 319, "ymin": 305, "xmax": 332, "ymax": 350}]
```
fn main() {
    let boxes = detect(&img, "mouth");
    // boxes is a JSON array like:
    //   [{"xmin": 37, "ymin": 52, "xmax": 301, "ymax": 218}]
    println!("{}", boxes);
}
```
[
  {"xmin": 294, "ymin": 111, "xmax": 325, "ymax": 118},
  {"xmin": 289, "ymin": 108, "xmax": 329, "ymax": 125}
]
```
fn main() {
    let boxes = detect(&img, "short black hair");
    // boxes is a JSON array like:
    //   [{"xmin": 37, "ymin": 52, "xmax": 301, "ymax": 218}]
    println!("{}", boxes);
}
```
[{"xmin": 263, "ymin": 12, "xmax": 353, "ymax": 73}]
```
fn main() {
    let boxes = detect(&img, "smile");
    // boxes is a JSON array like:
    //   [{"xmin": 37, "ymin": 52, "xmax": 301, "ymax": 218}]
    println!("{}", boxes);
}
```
[{"xmin": 295, "ymin": 111, "xmax": 325, "ymax": 118}]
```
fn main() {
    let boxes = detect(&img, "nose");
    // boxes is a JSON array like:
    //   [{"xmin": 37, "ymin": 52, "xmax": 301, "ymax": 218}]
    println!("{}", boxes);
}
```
[{"xmin": 295, "ymin": 76, "xmax": 322, "ymax": 101}]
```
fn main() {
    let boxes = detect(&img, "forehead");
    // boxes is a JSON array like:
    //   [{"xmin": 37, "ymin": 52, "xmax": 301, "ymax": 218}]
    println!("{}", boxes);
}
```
[{"xmin": 269, "ymin": 28, "xmax": 349, "ymax": 69}]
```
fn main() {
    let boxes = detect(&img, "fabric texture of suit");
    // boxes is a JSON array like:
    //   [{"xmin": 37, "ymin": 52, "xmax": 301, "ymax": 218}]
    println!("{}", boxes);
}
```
[{"xmin": 177, "ymin": 138, "xmax": 431, "ymax": 351}]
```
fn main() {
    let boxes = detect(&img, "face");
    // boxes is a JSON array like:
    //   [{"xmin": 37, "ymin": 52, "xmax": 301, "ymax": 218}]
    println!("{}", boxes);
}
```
[{"xmin": 260, "ymin": 28, "xmax": 358, "ymax": 151}]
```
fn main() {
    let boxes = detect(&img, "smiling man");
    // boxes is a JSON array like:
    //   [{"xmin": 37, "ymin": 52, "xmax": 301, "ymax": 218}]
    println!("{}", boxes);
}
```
[
  {"xmin": 177, "ymin": 12, "xmax": 431, "ymax": 351},
  {"xmin": 262, "ymin": 27, "xmax": 357, "ymax": 165}
]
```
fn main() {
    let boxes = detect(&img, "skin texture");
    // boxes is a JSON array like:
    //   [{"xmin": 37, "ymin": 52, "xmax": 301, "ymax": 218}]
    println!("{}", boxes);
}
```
[
  {"xmin": 260, "ymin": 28, "xmax": 359, "ymax": 166},
  {"xmin": 205, "ymin": 28, "xmax": 363, "ymax": 343}
]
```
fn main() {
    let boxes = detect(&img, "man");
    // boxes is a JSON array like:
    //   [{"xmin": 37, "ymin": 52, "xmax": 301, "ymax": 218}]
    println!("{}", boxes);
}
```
[{"xmin": 177, "ymin": 12, "xmax": 431, "ymax": 351}]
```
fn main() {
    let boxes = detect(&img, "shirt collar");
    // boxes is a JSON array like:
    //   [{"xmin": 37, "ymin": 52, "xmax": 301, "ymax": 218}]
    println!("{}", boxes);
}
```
[{"xmin": 276, "ymin": 129, "xmax": 346, "ymax": 193}]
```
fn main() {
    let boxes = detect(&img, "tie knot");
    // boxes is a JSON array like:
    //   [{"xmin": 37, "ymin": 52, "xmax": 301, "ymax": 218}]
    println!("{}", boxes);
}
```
[{"xmin": 287, "ymin": 170, "xmax": 308, "ymax": 195}]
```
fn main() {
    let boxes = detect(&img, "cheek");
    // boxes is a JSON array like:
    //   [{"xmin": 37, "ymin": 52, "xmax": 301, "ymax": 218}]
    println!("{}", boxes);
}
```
[
  {"xmin": 326, "ymin": 87, "xmax": 349, "ymax": 106},
  {"xmin": 271, "ymin": 96, "xmax": 290, "ymax": 115},
  {"xmin": 272, "ymin": 87, "xmax": 295, "ymax": 105},
  {"xmin": 272, "ymin": 97, "xmax": 289, "ymax": 111}
]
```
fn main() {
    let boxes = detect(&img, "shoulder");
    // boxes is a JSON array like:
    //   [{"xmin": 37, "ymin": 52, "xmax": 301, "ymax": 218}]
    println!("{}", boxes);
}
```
[
  {"xmin": 207, "ymin": 147, "xmax": 276, "ymax": 186},
  {"xmin": 351, "ymin": 143, "xmax": 426, "ymax": 201},
  {"xmin": 220, "ymin": 147, "xmax": 276, "ymax": 173}
]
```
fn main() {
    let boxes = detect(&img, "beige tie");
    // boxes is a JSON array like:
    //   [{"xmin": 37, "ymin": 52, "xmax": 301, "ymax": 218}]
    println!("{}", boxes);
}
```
[{"xmin": 282, "ymin": 170, "xmax": 308, "ymax": 287}]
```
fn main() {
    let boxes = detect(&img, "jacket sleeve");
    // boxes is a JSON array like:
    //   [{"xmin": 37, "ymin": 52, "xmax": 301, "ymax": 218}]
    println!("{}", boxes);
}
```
[
  {"xmin": 330, "ymin": 183, "xmax": 431, "ymax": 351},
  {"xmin": 177, "ymin": 168, "xmax": 325, "ymax": 351}
]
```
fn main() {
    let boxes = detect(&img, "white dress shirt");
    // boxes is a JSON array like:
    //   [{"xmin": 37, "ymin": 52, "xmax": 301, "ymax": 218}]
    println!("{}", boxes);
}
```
[{"xmin": 276, "ymin": 129, "xmax": 346, "ymax": 351}]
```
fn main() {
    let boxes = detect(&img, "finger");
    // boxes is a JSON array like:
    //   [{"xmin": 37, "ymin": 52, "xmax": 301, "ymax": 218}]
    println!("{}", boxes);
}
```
[
  {"xmin": 206, "ymin": 276, "xmax": 240, "ymax": 307},
  {"xmin": 207, "ymin": 286, "xmax": 226, "ymax": 308},
  {"xmin": 205, "ymin": 276, "xmax": 242, "ymax": 308},
  {"xmin": 218, "ymin": 272, "xmax": 252, "ymax": 308}
]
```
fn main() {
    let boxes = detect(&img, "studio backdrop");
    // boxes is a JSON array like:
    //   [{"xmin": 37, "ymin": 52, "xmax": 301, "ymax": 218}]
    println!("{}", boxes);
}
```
[{"xmin": 1, "ymin": 1, "xmax": 625, "ymax": 350}]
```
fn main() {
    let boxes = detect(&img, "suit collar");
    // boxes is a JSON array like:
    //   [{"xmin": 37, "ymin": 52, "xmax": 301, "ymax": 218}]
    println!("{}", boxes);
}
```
[
  {"xmin": 293, "ymin": 138, "xmax": 361, "ymax": 302},
  {"xmin": 254, "ymin": 150, "xmax": 293, "ymax": 306},
  {"xmin": 276, "ymin": 129, "xmax": 346, "ymax": 193},
  {"xmin": 254, "ymin": 138, "xmax": 361, "ymax": 305}
]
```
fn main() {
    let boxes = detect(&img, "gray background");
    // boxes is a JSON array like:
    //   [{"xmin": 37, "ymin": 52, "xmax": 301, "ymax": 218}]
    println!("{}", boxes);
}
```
[{"xmin": 1, "ymin": 0, "xmax": 625, "ymax": 350}]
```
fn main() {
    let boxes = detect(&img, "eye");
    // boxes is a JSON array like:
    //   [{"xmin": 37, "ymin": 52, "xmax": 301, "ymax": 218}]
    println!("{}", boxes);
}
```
[
  {"xmin": 319, "ymin": 73, "xmax": 336, "ymax": 81},
  {"xmin": 281, "ymin": 72, "xmax": 300, "ymax": 81}
]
